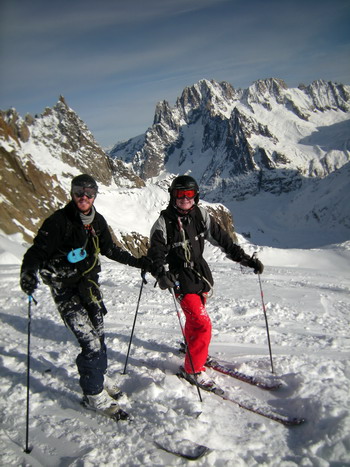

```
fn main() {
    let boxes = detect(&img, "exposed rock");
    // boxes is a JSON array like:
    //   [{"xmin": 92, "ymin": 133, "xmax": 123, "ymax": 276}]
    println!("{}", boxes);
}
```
[
  {"xmin": 111, "ymin": 78, "xmax": 350, "ymax": 201},
  {"xmin": 0, "ymin": 146, "xmax": 68, "ymax": 242},
  {"xmin": 204, "ymin": 204, "xmax": 238, "ymax": 243},
  {"xmin": 0, "ymin": 97, "xmax": 145, "ymax": 246}
]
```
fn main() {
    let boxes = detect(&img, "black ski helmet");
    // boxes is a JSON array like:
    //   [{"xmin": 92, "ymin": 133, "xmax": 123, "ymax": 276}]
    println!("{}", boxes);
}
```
[
  {"xmin": 71, "ymin": 174, "xmax": 98, "ymax": 191},
  {"xmin": 169, "ymin": 175, "xmax": 200, "ymax": 204}
]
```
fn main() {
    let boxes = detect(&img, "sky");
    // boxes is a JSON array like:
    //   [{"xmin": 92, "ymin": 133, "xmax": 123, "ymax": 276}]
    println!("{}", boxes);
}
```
[{"xmin": 1, "ymin": 0, "xmax": 350, "ymax": 148}]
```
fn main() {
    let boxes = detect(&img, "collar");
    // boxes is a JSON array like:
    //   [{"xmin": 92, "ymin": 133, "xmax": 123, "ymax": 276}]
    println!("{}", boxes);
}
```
[{"xmin": 80, "ymin": 205, "xmax": 96, "ymax": 225}]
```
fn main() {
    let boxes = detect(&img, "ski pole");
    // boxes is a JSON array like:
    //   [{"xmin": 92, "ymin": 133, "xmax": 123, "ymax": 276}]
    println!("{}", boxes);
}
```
[
  {"xmin": 170, "ymin": 287, "xmax": 203, "ymax": 403},
  {"xmin": 122, "ymin": 273, "xmax": 147, "ymax": 375},
  {"xmin": 24, "ymin": 294, "xmax": 36, "ymax": 454},
  {"xmin": 257, "ymin": 271, "xmax": 274, "ymax": 374}
]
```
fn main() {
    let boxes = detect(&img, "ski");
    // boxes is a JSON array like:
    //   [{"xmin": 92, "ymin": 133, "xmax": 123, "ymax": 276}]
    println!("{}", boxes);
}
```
[
  {"xmin": 177, "ymin": 373, "xmax": 305, "ymax": 427},
  {"xmin": 154, "ymin": 438, "xmax": 210, "ymax": 460},
  {"xmin": 179, "ymin": 343, "xmax": 281, "ymax": 390},
  {"xmin": 205, "ymin": 357, "xmax": 282, "ymax": 390},
  {"xmin": 217, "ymin": 391, "xmax": 305, "ymax": 426}
]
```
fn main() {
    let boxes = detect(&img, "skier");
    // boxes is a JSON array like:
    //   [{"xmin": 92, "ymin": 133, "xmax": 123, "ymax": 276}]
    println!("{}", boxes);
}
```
[
  {"xmin": 147, "ymin": 175, "xmax": 263, "ymax": 389},
  {"xmin": 20, "ymin": 174, "xmax": 151, "ymax": 419}
]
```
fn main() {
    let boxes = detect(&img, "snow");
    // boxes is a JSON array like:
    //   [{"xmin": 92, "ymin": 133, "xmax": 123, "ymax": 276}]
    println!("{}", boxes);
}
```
[{"xmin": 1, "ymin": 195, "xmax": 350, "ymax": 465}]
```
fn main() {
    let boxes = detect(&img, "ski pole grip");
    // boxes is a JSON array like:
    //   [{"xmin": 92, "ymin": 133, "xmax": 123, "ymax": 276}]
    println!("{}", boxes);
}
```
[
  {"xmin": 28, "ymin": 295, "xmax": 37, "ymax": 305},
  {"xmin": 141, "ymin": 271, "xmax": 148, "ymax": 284}
]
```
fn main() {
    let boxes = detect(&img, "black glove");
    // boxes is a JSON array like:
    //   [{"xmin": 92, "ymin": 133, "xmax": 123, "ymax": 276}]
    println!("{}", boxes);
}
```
[
  {"xmin": 20, "ymin": 270, "xmax": 38, "ymax": 295},
  {"xmin": 240, "ymin": 254, "xmax": 264, "ymax": 274},
  {"xmin": 157, "ymin": 272, "xmax": 177, "ymax": 290},
  {"xmin": 138, "ymin": 256, "xmax": 153, "ymax": 273},
  {"xmin": 151, "ymin": 263, "xmax": 164, "ymax": 278}
]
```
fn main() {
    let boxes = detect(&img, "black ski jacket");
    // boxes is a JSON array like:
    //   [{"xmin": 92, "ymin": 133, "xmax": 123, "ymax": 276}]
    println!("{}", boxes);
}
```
[
  {"xmin": 21, "ymin": 201, "xmax": 141, "ymax": 287},
  {"xmin": 148, "ymin": 204, "xmax": 246, "ymax": 294}
]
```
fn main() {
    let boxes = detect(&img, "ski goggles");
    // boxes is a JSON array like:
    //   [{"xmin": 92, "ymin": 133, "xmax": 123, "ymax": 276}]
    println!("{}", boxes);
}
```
[
  {"xmin": 174, "ymin": 189, "xmax": 197, "ymax": 199},
  {"xmin": 72, "ymin": 187, "xmax": 97, "ymax": 199}
]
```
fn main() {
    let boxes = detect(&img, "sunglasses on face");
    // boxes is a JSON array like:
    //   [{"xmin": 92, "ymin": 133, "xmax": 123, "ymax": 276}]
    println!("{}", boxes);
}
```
[
  {"xmin": 72, "ymin": 187, "xmax": 97, "ymax": 199},
  {"xmin": 174, "ymin": 189, "xmax": 197, "ymax": 199}
]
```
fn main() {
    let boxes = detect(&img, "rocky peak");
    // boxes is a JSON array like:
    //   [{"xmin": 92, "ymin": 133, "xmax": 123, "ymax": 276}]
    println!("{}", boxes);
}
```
[
  {"xmin": 304, "ymin": 80, "xmax": 350, "ymax": 112},
  {"xmin": 58, "ymin": 94, "xmax": 69, "ymax": 107},
  {"xmin": 243, "ymin": 78, "xmax": 291, "ymax": 111},
  {"xmin": 112, "ymin": 78, "xmax": 350, "ymax": 202},
  {"xmin": 0, "ymin": 108, "xmax": 30, "ymax": 144},
  {"xmin": 247, "ymin": 78, "xmax": 288, "ymax": 97},
  {"xmin": 153, "ymin": 100, "xmax": 179, "ymax": 131},
  {"xmin": 176, "ymin": 79, "xmax": 240, "ymax": 123},
  {"xmin": 0, "ymin": 97, "xmax": 145, "ymax": 243}
]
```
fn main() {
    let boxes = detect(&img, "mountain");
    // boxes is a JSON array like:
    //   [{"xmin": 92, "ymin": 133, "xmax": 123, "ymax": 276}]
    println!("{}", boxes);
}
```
[
  {"xmin": 0, "ymin": 96, "xmax": 236, "ymax": 251},
  {"xmin": 110, "ymin": 79, "xmax": 350, "ymax": 200},
  {"xmin": 109, "ymin": 78, "xmax": 350, "ymax": 246},
  {"xmin": 1, "ymin": 78, "xmax": 349, "ymax": 251},
  {"xmin": 0, "ymin": 96, "xmax": 145, "ymax": 246}
]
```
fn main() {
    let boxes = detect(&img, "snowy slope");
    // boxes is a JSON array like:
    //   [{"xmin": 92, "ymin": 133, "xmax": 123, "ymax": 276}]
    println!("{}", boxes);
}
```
[
  {"xmin": 225, "ymin": 160, "xmax": 350, "ymax": 249},
  {"xmin": 1, "ymin": 214, "xmax": 350, "ymax": 466}
]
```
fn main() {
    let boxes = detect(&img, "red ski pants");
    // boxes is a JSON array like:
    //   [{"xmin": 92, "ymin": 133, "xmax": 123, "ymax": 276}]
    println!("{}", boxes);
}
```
[{"xmin": 179, "ymin": 293, "xmax": 212, "ymax": 374}]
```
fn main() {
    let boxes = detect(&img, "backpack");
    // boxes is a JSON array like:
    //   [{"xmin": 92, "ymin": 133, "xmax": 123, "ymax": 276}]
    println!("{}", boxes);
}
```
[
  {"xmin": 162, "ymin": 206, "xmax": 207, "ymax": 258},
  {"xmin": 162, "ymin": 206, "xmax": 213, "ymax": 294}
]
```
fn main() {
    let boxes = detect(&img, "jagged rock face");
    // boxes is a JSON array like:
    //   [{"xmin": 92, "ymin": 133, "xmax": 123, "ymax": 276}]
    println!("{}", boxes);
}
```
[
  {"xmin": 27, "ymin": 96, "xmax": 114, "ymax": 186},
  {"xmin": 0, "ymin": 145, "xmax": 68, "ymax": 243},
  {"xmin": 0, "ymin": 98, "xmax": 145, "ymax": 243},
  {"xmin": 110, "ymin": 78, "xmax": 350, "ymax": 201},
  {"xmin": 204, "ymin": 204, "xmax": 237, "ymax": 243},
  {"xmin": 302, "ymin": 80, "xmax": 350, "ymax": 112}
]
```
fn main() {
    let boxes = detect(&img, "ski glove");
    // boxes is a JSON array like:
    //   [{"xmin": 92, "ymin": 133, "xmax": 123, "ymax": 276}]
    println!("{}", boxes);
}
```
[
  {"xmin": 240, "ymin": 254, "xmax": 264, "ymax": 274},
  {"xmin": 20, "ymin": 270, "xmax": 38, "ymax": 295},
  {"xmin": 157, "ymin": 272, "xmax": 177, "ymax": 290},
  {"xmin": 150, "ymin": 263, "xmax": 164, "ymax": 278},
  {"xmin": 137, "ymin": 256, "xmax": 153, "ymax": 273}
]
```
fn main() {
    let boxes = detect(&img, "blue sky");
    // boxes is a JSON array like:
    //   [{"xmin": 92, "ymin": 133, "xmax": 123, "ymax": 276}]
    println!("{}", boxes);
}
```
[{"xmin": 1, "ymin": 0, "xmax": 349, "ymax": 148}]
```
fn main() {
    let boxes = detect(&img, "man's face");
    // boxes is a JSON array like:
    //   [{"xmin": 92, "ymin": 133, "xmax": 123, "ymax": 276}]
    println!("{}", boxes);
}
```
[
  {"xmin": 72, "ymin": 186, "xmax": 96, "ymax": 214},
  {"xmin": 175, "ymin": 196, "xmax": 195, "ymax": 212}
]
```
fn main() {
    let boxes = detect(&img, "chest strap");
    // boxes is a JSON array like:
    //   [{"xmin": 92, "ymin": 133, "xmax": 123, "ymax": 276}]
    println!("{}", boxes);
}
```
[{"xmin": 177, "ymin": 217, "xmax": 213, "ymax": 297}]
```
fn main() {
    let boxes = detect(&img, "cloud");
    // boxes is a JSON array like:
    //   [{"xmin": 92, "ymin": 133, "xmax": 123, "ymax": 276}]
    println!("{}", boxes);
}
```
[
  {"xmin": 2, "ymin": 0, "xmax": 228, "ymax": 37},
  {"xmin": 1, "ymin": 0, "xmax": 349, "ymax": 145}
]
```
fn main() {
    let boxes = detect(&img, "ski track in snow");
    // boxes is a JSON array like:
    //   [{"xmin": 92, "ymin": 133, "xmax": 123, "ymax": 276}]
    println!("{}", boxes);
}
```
[{"xmin": 1, "ymin": 246, "xmax": 350, "ymax": 466}]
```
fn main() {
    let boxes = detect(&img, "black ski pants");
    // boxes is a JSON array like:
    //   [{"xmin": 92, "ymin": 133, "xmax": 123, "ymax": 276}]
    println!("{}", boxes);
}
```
[{"xmin": 49, "ymin": 278, "xmax": 108, "ymax": 395}]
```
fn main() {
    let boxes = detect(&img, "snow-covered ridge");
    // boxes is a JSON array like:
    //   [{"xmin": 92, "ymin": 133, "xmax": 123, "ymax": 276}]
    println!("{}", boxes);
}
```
[{"xmin": 110, "ymin": 78, "xmax": 350, "ymax": 192}]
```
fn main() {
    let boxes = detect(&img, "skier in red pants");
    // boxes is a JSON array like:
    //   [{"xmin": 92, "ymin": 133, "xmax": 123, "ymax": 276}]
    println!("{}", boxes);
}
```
[{"xmin": 147, "ymin": 175, "xmax": 263, "ymax": 389}]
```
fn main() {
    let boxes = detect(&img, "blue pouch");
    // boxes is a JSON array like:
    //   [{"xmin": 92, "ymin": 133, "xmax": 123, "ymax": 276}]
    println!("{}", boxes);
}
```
[{"xmin": 67, "ymin": 248, "xmax": 87, "ymax": 263}]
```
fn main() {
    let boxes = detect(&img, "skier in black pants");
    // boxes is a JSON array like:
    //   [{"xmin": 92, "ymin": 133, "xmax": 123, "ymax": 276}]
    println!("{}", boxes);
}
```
[{"xmin": 20, "ymin": 174, "xmax": 151, "ymax": 419}]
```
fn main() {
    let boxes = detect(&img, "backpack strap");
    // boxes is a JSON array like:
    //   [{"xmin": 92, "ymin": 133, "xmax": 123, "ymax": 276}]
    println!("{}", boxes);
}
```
[{"xmin": 163, "ymin": 206, "xmax": 206, "ymax": 250}]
